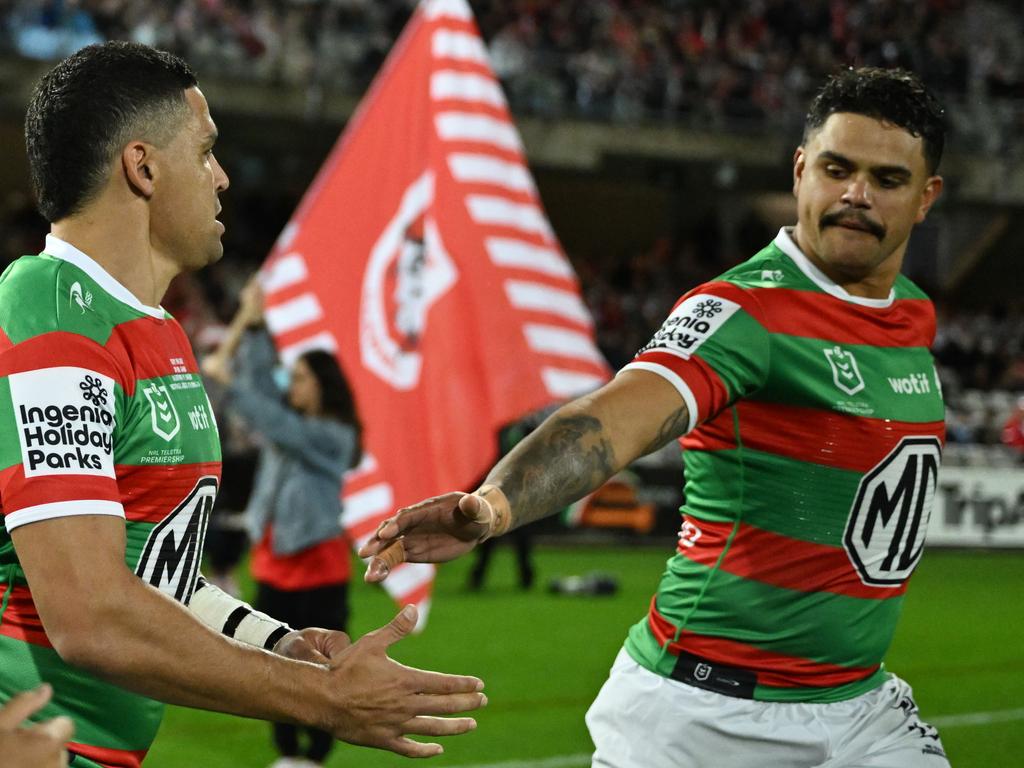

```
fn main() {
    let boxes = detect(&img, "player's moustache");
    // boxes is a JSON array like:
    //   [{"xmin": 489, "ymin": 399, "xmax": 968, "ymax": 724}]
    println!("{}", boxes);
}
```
[{"xmin": 820, "ymin": 209, "xmax": 885, "ymax": 240}]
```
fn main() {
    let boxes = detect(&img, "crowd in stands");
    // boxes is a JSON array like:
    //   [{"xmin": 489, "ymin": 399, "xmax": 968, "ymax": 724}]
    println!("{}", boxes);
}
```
[
  {"xmin": 2, "ymin": 0, "xmax": 1023, "ymax": 460},
  {"xmin": 3, "ymin": 0, "xmax": 1024, "ymax": 147}
]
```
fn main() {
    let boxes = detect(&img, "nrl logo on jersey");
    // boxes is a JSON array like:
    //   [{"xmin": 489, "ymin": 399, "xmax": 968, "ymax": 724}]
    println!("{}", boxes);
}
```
[
  {"xmin": 142, "ymin": 381, "xmax": 180, "ymax": 441},
  {"xmin": 824, "ymin": 345, "xmax": 865, "ymax": 396}
]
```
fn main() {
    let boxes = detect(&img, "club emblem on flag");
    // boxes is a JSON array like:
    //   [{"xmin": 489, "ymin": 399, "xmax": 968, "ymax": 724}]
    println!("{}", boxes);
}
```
[
  {"xmin": 360, "ymin": 171, "xmax": 457, "ymax": 391},
  {"xmin": 824, "ymin": 345, "xmax": 865, "ymax": 396},
  {"xmin": 142, "ymin": 381, "xmax": 181, "ymax": 441}
]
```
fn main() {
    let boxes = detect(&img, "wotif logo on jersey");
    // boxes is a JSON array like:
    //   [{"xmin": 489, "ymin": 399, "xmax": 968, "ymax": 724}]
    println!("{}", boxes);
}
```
[
  {"xmin": 10, "ymin": 367, "xmax": 116, "ymax": 478},
  {"xmin": 888, "ymin": 372, "xmax": 932, "ymax": 395}
]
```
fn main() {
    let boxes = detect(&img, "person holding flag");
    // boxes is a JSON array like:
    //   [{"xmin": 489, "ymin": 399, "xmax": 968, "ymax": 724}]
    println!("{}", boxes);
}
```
[{"xmin": 362, "ymin": 66, "xmax": 951, "ymax": 768}]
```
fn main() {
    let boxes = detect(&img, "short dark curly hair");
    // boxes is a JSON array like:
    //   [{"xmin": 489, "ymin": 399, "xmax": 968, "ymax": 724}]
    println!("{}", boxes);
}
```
[
  {"xmin": 804, "ymin": 67, "xmax": 946, "ymax": 175},
  {"xmin": 25, "ymin": 41, "xmax": 197, "ymax": 223}
]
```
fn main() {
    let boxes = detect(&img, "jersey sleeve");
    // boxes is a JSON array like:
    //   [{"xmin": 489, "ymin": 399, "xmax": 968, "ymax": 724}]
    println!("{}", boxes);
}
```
[
  {"xmin": 0, "ymin": 332, "xmax": 125, "ymax": 531},
  {"xmin": 620, "ymin": 281, "xmax": 770, "ymax": 433}
]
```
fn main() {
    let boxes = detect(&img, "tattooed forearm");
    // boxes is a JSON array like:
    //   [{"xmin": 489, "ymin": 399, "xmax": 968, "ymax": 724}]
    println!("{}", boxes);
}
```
[
  {"xmin": 487, "ymin": 412, "xmax": 617, "ymax": 529},
  {"xmin": 639, "ymin": 404, "xmax": 691, "ymax": 456}
]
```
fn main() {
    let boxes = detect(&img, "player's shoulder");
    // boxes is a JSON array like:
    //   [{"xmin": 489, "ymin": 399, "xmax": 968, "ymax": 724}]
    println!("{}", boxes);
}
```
[
  {"xmin": 713, "ymin": 240, "xmax": 805, "ymax": 292},
  {"xmin": 0, "ymin": 253, "xmax": 126, "ymax": 348}
]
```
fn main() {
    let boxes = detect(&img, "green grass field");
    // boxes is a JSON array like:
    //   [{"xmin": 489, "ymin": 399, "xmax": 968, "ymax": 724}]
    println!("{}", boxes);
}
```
[{"xmin": 145, "ymin": 547, "xmax": 1023, "ymax": 768}]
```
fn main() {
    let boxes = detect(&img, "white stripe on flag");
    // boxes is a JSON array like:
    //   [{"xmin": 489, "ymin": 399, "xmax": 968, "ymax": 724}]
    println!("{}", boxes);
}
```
[
  {"xmin": 432, "ymin": 29, "xmax": 488, "ymax": 63},
  {"xmin": 435, "ymin": 112, "xmax": 521, "ymax": 152},
  {"xmin": 448, "ymin": 153, "xmax": 534, "ymax": 192},
  {"xmin": 343, "ymin": 453, "xmax": 380, "ymax": 483},
  {"xmin": 423, "ymin": 0, "xmax": 472, "ymax": 20},
  {"xmin": 466, "ymin": 195, "xmax": 553, "ymax": 239},
  {"xmin": 261, "ymin": 253, "xmax": 308, "ymax": 293},
  {"xmin": 342, "ymin": 482, "xmax": 395, "ymax": 528},
  {"xmin": 431, "ymin": 71, "xmax": 506, "ymax": 107},
  {"xmin": 524, "ymin": 324, "xmax": 605, "ymax": 364},
  {"xmin": 542, "ymin": 367, "xmax": 606, "ymax": 398},
  {"xmin": 278, "ymin": 331, "xmax": 338, "ymax": 367},
  {"xmin": 505, "ymin": 280, "xmax": 592, "ymax": 326},
  {"xmin": 265, "ymin": 293, "xmax": 323, "ymax": 335},
  {"xmin": 486, "ymin": 237, "xmax": 574, "ymax": 279}
]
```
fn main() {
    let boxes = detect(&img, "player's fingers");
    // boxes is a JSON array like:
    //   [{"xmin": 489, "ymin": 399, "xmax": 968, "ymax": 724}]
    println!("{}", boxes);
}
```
[
  {"xmin": 456, "ymin": 493, "xmax": 492, "ymax": 525},
  {"xmin": 365, "ymin": 539, "xmax": 405, "ymax": 582},
  {"xmin": 401, "ymin": 665, "xmax": 487, "ymax": 696},
  {"xmin": 409, "ymin": 692, "xmax": 488, "ymax": 716},
  {"xmin": 362, "ymin": 604, "xmax": 418, "ymax": 649},
  {"xmin": 0, "ymin": 685, "xmax": 51, "ymax": 729},
  {"xmin": 34, "ymin": 715, "xmax": 74, "ymax": 743},
  {"xmin": 387, "ymin": 737, "xmax": 444, "ymax": 758},
  {"xmin": 401, "ymin": 715, "xmax": 478, "ymax": 737}
]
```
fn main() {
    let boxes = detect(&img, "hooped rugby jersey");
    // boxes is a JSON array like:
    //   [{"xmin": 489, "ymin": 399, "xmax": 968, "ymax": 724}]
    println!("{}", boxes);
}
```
[
  {"xmin": 0, "ymin": 236, "xmax": 221, "ymax": 767},
  {"xmin": 622, "ymin": 228, "xmax": 945, "ymax": 703}
]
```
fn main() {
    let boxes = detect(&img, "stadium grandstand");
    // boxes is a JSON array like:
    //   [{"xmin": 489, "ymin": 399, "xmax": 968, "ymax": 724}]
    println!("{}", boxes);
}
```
[{"xmin": 0, "ymin": 2, "xmax": 1022, "ymax": 767}]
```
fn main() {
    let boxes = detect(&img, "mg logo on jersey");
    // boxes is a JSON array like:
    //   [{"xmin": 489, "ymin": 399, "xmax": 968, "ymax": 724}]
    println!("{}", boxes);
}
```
[
  {"xmin": 824, "ymin": 345, "xmax": 865, "ymax": 396},
  {"xmin": 844, "ymin": 437, "xmax": 941, "ymax": 586},
  {"xmin": 360, "ymin": 171, "xmax": 457, "ymax": 390},
  {"xmin": 135, "ymin": 476, "xmax": 217, "ymax": 603},
  {"xmin": 142, "ymin": 381, "xmax": 180, "ymax": 441}
]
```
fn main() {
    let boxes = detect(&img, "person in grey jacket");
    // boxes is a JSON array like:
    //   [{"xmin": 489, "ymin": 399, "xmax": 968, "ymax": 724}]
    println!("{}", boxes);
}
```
[{"xmin": 203, "ymin": 277, "xmax": 362, "ymax": 768}]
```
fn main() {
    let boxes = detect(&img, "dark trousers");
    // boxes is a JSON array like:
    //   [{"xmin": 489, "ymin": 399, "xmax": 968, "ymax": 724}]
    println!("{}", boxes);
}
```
[{"xmin": 256, "ymin": 581, "xmax": 350, "ymax": 764}]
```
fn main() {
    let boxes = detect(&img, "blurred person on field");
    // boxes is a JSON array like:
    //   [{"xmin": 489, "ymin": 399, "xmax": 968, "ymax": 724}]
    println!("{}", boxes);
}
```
[
  {"xmin": 1000, "ymin": 396, "xmax": 1024, "ymax": 455},
  {"xmin": 203, "ymin": 277, "xmax": 361, "ymax": 768},
  {"xmin": 0, "ymin": 41, "xmax": 483, "ymax": 767},
  {"xmin": 363, "ymin": 67, "xmax": 951, "ymax": 768}
]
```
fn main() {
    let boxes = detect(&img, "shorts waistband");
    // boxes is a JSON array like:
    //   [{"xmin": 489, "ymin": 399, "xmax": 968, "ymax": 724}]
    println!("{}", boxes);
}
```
[{"xmin": 669, "ymin": 651, "xmax": 757, "ymax": 699}]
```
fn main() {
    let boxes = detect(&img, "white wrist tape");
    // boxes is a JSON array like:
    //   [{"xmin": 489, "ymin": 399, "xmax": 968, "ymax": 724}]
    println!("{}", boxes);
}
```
[{"xmin": 188, "ymin": 577, "xmax": 292, "ymax": 651}]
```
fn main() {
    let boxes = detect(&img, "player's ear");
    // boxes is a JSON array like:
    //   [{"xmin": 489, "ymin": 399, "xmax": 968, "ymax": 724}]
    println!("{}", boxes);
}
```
[
  {"xmin": 122, "ymin": 141, "xmax": 155, "ymax": 199},
  {"xmin": 792, "ymin": 147, "xmax": 806, "ymax": 197},
  {"xmin": 915, "ymin": 175, "xmax": 943, "ymax": 223}
]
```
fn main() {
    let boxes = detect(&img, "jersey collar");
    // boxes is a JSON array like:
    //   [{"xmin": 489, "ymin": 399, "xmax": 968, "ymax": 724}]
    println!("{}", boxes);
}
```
[
  {"xmin": 43, "ymin": 234, "xmax": 166, "ymax": 320},
  {"xmin": 774, "ymin": 227, "xmax": 895, "ymax": 309}
]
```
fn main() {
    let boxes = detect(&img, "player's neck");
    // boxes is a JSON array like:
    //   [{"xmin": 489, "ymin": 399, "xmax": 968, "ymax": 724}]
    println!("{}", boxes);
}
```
[{"xmin": 51, "ymin": 204, "xmax": 178, "ymax": 309}]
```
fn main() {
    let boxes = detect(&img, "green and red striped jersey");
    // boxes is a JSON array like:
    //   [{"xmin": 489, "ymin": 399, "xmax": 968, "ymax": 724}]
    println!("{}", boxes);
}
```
[
  {"xmin": 0, "ymin": 236, "xmax": 221, "ymax": 767},
  {"xmin": 622, "ymin": 228, "xmax": 944, "ymax": 703}
]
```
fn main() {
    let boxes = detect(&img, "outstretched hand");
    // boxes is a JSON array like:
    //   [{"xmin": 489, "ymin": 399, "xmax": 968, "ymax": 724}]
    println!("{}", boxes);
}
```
[
  {"xmin": 358, "ymin": 492, "xmax": 497, "ymax": 582},
  {"xmin": 324, "ymin": 605, "xmax": 485, "ymax": 757}
]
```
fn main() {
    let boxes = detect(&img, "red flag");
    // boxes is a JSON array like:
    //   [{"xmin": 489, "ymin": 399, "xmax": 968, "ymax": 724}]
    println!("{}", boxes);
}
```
[{"xmin": 259, "ymin": 0, "xmax": 610, "ymax": 624}]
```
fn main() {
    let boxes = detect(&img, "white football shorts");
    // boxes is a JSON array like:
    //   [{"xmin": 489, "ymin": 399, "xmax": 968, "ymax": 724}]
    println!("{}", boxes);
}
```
[{"xmin": 586, "ymin": 649, "xmax": 949, "ymax": 768}]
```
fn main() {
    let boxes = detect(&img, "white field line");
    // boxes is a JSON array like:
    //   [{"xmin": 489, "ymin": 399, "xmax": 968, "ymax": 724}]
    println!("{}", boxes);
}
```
[
  {"xmin": 450, "ymin": 708, "xmax": 1024, "ymax": 768},
  {"xmin": 930, "ymin": 706, "xmax": 1024, "ymax": 727}
]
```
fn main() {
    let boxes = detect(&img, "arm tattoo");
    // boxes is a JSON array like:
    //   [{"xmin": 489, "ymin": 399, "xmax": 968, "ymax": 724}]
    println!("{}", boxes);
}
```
[
  {"xmin": 488, "ymin": 413, "xmax": 616, "ymax": 529},
  {"xmin": 640, "ymin": 403, "xmax": 691, "ymax": 456}
]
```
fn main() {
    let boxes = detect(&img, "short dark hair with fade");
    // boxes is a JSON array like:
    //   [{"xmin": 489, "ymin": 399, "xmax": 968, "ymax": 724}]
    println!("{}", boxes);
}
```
[
  {"xmin": 804, "ymin": 67, "xmax": 946, "ymax": 175},
  {"xmin": 25, "ymin": 41, "xmax": 197, "ymax": 223}
]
